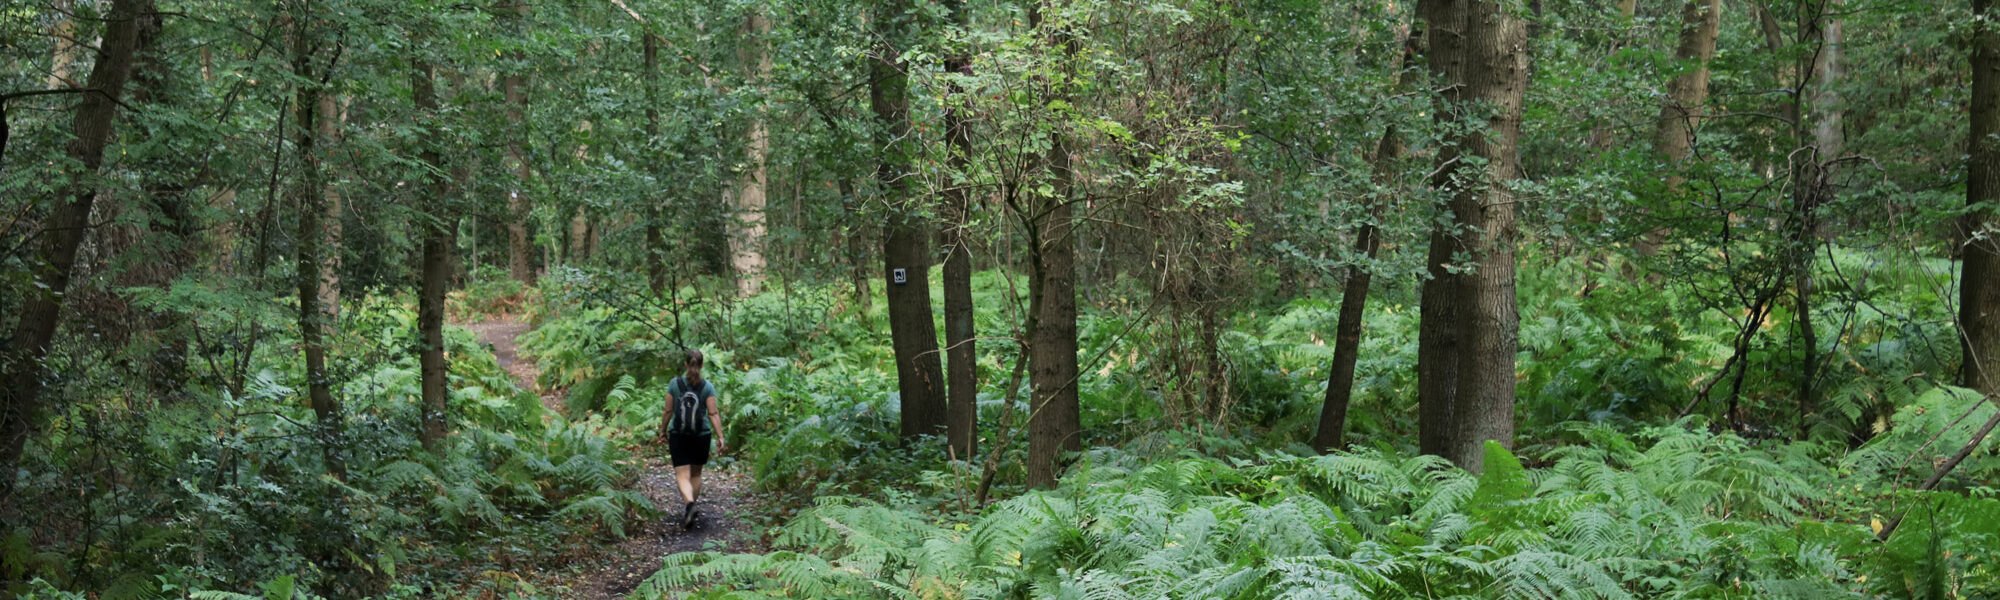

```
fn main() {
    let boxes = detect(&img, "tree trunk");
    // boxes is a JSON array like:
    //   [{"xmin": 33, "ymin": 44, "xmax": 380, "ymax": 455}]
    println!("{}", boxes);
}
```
[
  {"xmin": 1585, "ymin": 0, "xmax": 1638, "ymax": 152},
  {"xmin": 413, "ymin": 57, "xmax": 453, "ymax": 456},
  {"xmin": 1811, "ymin": 4, "xmax": 1844, "ymax": 163},
  {"xmin": 872, "ymin": 0, "xmax": 947, "ymax": 440},
  {"xmin": 1757, "ymin": 4, "xmax": 1797, "ymax": 129},
  {"xmin": 941, "ymin": 0, "xmax": 979, "ymax": 461},
  {"xmin": 643, "ymin": 32, "xmax": 667, "ymax": 296},
  {"xmin": 46, "ymin": 0, "xmax": 80, "ymax": 88},
  {"xmin": 502, "ymin": 0, "xmax": 534, "ymax": 284},
  {"xmin": 1789, "ymin": 1, "xmax": 1842, "ymax": 426},
  {"xmin": 1028, "ymin": 1, "xmax": 1082, "ymax": 488},
  {"xmin": 317, "ymin": 93, "xmax": 344, "ymax": 317},
  {"xmin": 0, "ymin": 0, "xmax": 152, "ymax": 510},
  {"xmin": 291, "ymin": 13, "xmax": 346, "ymax": 480},
  {"xmin": 567, "ymin": 122, "xmax": 594, "ymax": 265},
  {"xmin": 120, "ymin": 12, "xmax": 192, "ymax": 401},
  {"xmin": 1316, "ymin": 33, "xmax": 1415, "ymax": 454},
  {"xmin": 1415, "ymin": 0, "xmax": 1467, "ymax": 461},
  {"xmin": 1965, "ymin": 0, "xmax": 2000, "ymax": 394},
  {"xmin": 841, "ymin": 177, "xmax": 873, "ymax": 313},
  {"xmin": 1201, "ymin": 304, "xmax": 1226, "ymax": 419},
  {"xmin": 1635, "ymin": 0, "xmax": 1721, "ymax": 257},
  {"xmin": 568, "ymin": 211, "xmax": 591, "ymax": 264},
  {"xmin": 1417, "ymin": 0, "xmax": 1526, "ymax": 473},
  {"xmin": 731, "ymin": 11, "xmax": 771, "ymax": 297},
  {"xmin": 647, "ymin": 214, "xmax": 666, "ymax": 295}
]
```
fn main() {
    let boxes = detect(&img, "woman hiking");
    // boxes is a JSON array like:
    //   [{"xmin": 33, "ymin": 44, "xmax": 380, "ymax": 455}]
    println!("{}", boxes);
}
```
[{"xmin": 658, "ymin": 349, "xmax": 726, "ymax": 528}]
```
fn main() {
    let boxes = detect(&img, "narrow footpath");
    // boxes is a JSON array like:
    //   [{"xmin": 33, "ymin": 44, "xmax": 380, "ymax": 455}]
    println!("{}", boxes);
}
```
[{"xmin": 461, "ymin": 320, "xmax": 762, "ymax": 599}]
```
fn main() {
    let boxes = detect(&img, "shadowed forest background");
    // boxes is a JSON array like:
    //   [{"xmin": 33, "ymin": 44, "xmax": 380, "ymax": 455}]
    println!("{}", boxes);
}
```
[{"xmin": 3, "ymin": 0, "xmax": 1999, "ymax": 597}]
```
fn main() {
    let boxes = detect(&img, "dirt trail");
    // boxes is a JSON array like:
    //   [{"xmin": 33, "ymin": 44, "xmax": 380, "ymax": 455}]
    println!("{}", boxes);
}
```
[{"xmin": 460, "ymin": 319, "xmax": 764, "ymax": 599}]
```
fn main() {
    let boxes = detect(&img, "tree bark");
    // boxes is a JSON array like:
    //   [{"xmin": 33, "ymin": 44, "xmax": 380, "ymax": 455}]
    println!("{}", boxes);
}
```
[
  {"xmin": 502, "ymin": 0, "xmax": 534, "ymax": 283},
  {"xmin": 1789, "ymin": 1, "xmax": 1842, "ymax": 426},
  {"xmin": 567, "ymin": 122, "xmax": 594, "ymax": 265},
  {"xmin": 1417, "ymin": 0, "xmax": 1526, "ymax": 473},
  {"xmin": 1201, "ymin": 304, "xmax": 1226, "ymax": 419},
  {"xmin": 1585, "ymin": 0, "xmax": 1638, "ymax": 152},
  {"xmin": 1811, "ymin": 4, "xmax": 1844, "ymax": 163},
  {"xmin": 1416, "ymin": 0, "xmax": 1466, "ymax": 461},
  {"xmin": 841, "ymin": 177, "xmax": 873, "ymax": 312},
  {"xmin": 46, "ymin": 0, "xmax": 80, "ymax": 88},
  {"xmin": 941, "ymin": 0, "xmax": 979, "ymax": 461},
  {"xmin": 731, "ymin": 11, "xmax": 771, "ymax": 297},
  {"xmin": 568, "ymin": 210, "xmax": 591, "ymax": 264},
  {"xmin": 317, "ymin": 93, "xmax": 344, "ymax": 317},
  {"xmin": 120, "ymin": 10, "xmax": 191, "ymax": 400},
  {"xmin": 291, "ymin": 11, "xmax": 345, "ymax": 480},
  {"xmin": 643, "ymin": 32, "xmax": 667, "ymax": 296},
  {"xmin": 1027, "ymin": 0, "xmax": 1082, "ymax": 488},
  {"xmin": 413, "ymin": 57, "xmax": 454, "ymax": 456},
  {"xmin": 872, "ymin": 0, "xmax": 948, "ymax": 440},
  {"xmin": 0, "ymin": 0, "xmax": 152, "ymax": 510},
  {"xmin": 1965, "ymin": 0, "xmax": 2000, "ymax": 395},
  {"xmin": 1317, "ymin": 35, "xmax": 1415, "ymax": 454},
  {"xmin": 1635, "ymin": 0, "xmax": 1721, "ymax": 257}
]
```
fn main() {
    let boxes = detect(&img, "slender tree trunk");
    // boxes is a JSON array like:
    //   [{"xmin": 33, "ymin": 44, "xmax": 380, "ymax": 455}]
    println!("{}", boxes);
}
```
[
  {"xmin": 731, "ymin": 11, "xmax": 771, "ymax": 297},
  {"xmin": 1789, "ymin": 1, "xmax": 1843, "ymax": 426},
  {"xmin": 1316, "ymin": 32, "xmax": 1414, "ymax": 454},
  {"xmin": 647, "ymin": 214, "xmax": 666, "ymax": 295},
  {"xmin": 1027, "ymin": 0, "xmax": 1082, "ymax": 488},
  {"xmin": 1636, "ymin": 0, "xmax": 1721, "ymax": 256},
  {"xmin": 1418, "ymin": 0, "xmax": 1527, "ymax": 473},
  {"xmin": 502, "ymin": 0, "xmax": 534, "ymax": 283},
  {"xmin": 1965, "ymin": 0, "xmax": 2000, "ymax": 395},
  {"xmin": 568, "ymin": 211, "xmax": 590, "ymax": 263},
  {"xmin": 1200, "ymin": 304, "xmax": 1226, "ymax": 418},
  {"xmin": 872, "ymin": 0, "xmax": 948, "ymax": 440},
  {"xmin": 941, "ymin": 0, "xmax": 979, "ymax": 460},
  {"xmin": 120, "ymin": 12, "xmax": 191, "ymax": 401},
  {"xmin": 317, "ymin": 93, "xmax": 344, "ymax": 317},
  {"xmin": 0, "ymin": 0, "xmax": 151, "ymax": 510},
  {"xmin": 47, "ymin": 0, "xmax": 79, "ymax": 88},
  {"xmin": 1758, "ymin": 4, "xmax": 1798, "ymax": 128},
  {"xmin": 1808, "ymin": 3, "xmax": 1844, "ymax": 410},
  {"xmin": 1811, "ymin": 5, "xmax": 1844, "ymax": 163},
  {"xmin": 413, "ymin": 57, "xmax": 453, "ymax": 456},
  {"xmin": 586, "ymin": 213, "xmax": 601, "ymax": 261},
  {"xmin": 643, "ymin": 32, "xmax": 667, "ymax": 296},
  {"xmin": 568, "ymin": 122, "xmax": 594, "ymax": 265},
  {"xmin": 1585, "ymin": 0, "xmax": 1638, "ymax": 152},
  {"xmin": 291, "ymin": 13, "xmax": 345, "ymax": 480},
  {"xmin": 841, "ymin": 177, "xmax": 873, "ymax": 312}
]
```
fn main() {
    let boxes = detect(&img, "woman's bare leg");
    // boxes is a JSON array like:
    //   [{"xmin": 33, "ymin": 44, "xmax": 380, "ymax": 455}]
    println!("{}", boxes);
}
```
[
  {"xmin": 674, "ymin": 464, "xmax": 697, "ymax": 504},
  {"xmin": 689, "ymin": 463, "xmax": 705, "ymax": 501}
]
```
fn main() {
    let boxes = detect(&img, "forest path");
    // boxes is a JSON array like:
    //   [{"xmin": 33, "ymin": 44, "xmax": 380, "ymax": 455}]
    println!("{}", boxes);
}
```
[{"xmin": 461, "ymin": 318, "xmax": 763, "ymax": 599}]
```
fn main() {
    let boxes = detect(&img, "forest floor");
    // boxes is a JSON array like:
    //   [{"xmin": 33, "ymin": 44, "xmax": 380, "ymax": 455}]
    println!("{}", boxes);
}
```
[{"xmin": 461, "ymin": 319, "xmax": 765, "ymax": 599}]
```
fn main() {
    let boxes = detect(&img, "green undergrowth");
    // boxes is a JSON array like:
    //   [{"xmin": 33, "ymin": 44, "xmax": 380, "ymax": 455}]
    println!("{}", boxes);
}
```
[
  {"xmin": 7, "ymin": 293, "xmax": 646, "ymax": 599},
  {"xmin": 507, "ymin": 253, "xmax": 1990, "ymax": 599},
  {"xmin": 635, "ymin": 425, "xmax": 1997, "ymax": 599}
]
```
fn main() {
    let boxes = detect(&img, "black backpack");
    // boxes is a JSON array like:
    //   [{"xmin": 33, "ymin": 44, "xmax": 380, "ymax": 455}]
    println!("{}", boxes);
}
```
[{"xmin": 668, "ymin": 376, "xmax": 708, "ymax": 436}]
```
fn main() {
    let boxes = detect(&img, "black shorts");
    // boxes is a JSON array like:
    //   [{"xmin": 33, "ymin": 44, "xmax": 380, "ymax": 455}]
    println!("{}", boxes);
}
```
[{"xmin": 668, "ymin": 433, "xmax": 711, "ymax": 467}]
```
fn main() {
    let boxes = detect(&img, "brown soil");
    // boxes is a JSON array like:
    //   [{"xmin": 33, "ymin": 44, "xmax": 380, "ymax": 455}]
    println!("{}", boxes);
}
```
[{"xmin": 459, "ymin": 319, "xmax": 766, "ymax": 599}]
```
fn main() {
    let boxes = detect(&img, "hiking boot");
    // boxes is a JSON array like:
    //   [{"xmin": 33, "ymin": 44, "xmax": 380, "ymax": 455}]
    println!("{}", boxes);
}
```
[{"xmin": 682, "ymin": 501, "xmax": 696, "ymax": 528}]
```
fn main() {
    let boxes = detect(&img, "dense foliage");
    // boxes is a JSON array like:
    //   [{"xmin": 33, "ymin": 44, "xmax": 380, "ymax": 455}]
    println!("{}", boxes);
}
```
[{"xmin": 6, "ymin": 0, "xmax": 1999, "ymax": 597}]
